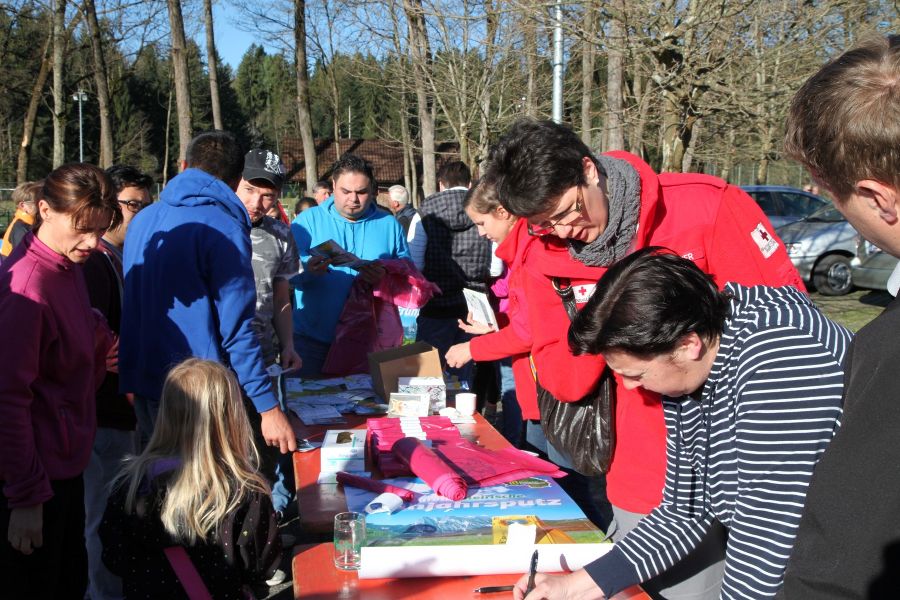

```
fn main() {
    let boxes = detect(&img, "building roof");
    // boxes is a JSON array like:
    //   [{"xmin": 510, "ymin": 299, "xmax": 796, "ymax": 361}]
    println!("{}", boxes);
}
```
[{"xmin": 279, "ymin": 137, "xmax": 461, "ymax": 190}]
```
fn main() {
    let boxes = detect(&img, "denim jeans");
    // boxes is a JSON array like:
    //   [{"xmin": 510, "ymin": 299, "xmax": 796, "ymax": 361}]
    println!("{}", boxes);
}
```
[
  {"xmin": 269, "ymin": 375, "xmax": 295, "ymax": 514},
  {"xmin": 293, "ymin": 333, "xmax": 331, "ymax": 379},
  {"xmin": 498, "ymin": 358, "xmax": 523, "ymax": 446},
  {"xmin": 84, "ymin": 427, "xmax": 137, "ymax": 600}
]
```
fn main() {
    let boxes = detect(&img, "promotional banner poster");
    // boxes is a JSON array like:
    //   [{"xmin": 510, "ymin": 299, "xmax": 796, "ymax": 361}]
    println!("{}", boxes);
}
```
[{"xmin": 344, "ymin": 475, "xmax": 609, "ymax": 547}]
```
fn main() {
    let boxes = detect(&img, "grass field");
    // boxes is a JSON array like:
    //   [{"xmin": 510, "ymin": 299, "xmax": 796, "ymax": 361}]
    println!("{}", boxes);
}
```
[{"xmin": 810, "ymin": 290, "xmax": 891, "ymax": 332}]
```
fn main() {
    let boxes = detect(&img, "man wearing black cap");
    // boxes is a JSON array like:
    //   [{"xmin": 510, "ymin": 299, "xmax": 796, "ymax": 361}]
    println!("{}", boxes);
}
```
[{"xmin": 236, "ymin": 149, "xmax": 303, "ymax": 520}]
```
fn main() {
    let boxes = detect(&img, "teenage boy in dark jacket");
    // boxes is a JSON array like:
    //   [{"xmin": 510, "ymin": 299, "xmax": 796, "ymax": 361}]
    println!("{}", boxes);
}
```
[
  {"xmin": 778, "ymin": 35, "xmax": 900, "ymax": 600},
  {"xmin": 417, "ymin": 161, "xmax": 493, "ymax": 387}
]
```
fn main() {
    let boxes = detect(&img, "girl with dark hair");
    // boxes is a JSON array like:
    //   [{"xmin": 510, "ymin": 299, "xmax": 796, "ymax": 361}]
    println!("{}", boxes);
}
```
[
  {"xmin": 0, "ymin": 163, "xmax": 120, "ymax": 597},
  {"xmin": 515, "ymin": 249, "xmax": 852, "ymax": 600}
]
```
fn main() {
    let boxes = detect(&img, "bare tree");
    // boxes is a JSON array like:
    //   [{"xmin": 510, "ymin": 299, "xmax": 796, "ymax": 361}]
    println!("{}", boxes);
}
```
[
  {"xmin": 51, "ymin": 0, "xmax": 67, "ymax": 167},
  {"xmin": 579, "ymin": 2, "xmax": 596, "ymax": 146},
  {"xmin": 17, "ymin": 20, "xmax": 52, "ymax": 183},
  {"xmin": 82, "ymin": 0, "xmax": 114, "ymax": 167},
  {"xmin": 203, "ymin": 0, "xmax": 223, "ymax": 129},
  {"xmin": 293, "ymin": 0, "xmax": 318, "ymax": 194},
  {"xmin": 604, "ymin": 2, "xmax": 625, "ymax": 151},
  {"xmin": 167, "ymin": 0, "xmax": 193, "ymax": 164},
  {"xmin": 402, "ymin": 0, "xmax": 436, "ymax": 196}
]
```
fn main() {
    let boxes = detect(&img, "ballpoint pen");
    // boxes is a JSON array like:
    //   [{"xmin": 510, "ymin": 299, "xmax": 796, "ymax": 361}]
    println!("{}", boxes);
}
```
[
  {"xmin": 473, "ymin": 585, "xmax": 515, "ymax": 593},
  {"xmin": 524, "ymin": 549, "xmax": 539, "ymax": 595}
]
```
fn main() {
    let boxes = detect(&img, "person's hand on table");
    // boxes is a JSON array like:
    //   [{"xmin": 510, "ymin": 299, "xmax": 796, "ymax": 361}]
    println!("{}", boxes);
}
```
[
  {"xmin": 445, "ymin": 342, "xmax": 473, "ymax": 368},
  {"xmin": 7, "ymin": 503, "xmax": 42, "ymax": 555},
  {"xmin": 513, "ymin": 569, "xmax": 606, "ymax": 600},
  {"xmin": 260, "ymin": 406, "xmax": 297, "ymax": 453},
  {"xmin": 280, "ymin": 345, "xmax": 303, "ymax": 373},
  {"xmin": 306, "ymin": 255, "xmax": 331, "ymax": 275},
  {"xmin": 457, "ymin": 312, "xmax": 497, "ymax": 335},
  {"xmin": 357, "ymin": 262, "xmax": 386, "ymax": 285}
]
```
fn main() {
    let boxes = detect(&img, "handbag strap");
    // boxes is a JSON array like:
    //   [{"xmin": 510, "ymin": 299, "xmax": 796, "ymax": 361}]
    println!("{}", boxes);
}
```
[
  {"xmin": 551, "ymin": 277, "xmax": 579, "ymax": 322},
  {"xmin": 163, "ymin": 546, "xmax": 214, "ymax": 600}
]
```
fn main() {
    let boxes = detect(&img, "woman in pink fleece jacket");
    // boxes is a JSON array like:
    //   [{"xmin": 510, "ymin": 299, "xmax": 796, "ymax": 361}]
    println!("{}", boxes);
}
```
[{"xmin": 0, "ymin": 163, "xmax": 120, "ymax": 598}]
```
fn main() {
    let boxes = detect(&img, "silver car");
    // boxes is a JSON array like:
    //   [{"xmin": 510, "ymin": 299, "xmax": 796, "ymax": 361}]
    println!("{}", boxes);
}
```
[
  {"xmin": 851, "ymin": 239, "xmax": 899, "ymax": 292},
  {"xmin": 775, "ymin": 204, "xmax": 858, "ymax": 296}
]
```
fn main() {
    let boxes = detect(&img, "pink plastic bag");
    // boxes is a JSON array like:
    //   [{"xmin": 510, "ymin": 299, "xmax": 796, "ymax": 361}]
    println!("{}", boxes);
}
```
[
  {"xmin": 322, "ymin": 260, "xmax": 439, "ymax": 375},
  {"xmin": 373, "ymin": 259, "xmax": 441, "ymax": 309}
]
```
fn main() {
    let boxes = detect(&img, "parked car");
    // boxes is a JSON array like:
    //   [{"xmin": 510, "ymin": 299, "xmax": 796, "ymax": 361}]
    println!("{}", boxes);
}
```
[
  {"xmin": 741, "ymin": 185, "xmax": 830, "ymax": 228},
  {"xmin": 851, "ymin": 238, "xmax": 899, "ymax": 292},
  {"xmin": 774, "ymin": 203, "xmax": 858, "ymax": 296}
]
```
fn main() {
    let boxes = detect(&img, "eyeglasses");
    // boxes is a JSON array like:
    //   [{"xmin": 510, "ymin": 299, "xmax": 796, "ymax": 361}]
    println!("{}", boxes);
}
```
[
  {"xmin": 527, "ymin": 186, "xmax": 584, "ymax": 237},
  {"xmin": 118, "ymin": 199, "xmax": 150, "ymax": 213}
]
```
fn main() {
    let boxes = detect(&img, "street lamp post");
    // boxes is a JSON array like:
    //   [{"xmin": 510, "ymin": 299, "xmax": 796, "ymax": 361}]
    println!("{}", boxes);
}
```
[{"xmin": 72, "ymin": 89, "xmax": 88, "ymax": 162}]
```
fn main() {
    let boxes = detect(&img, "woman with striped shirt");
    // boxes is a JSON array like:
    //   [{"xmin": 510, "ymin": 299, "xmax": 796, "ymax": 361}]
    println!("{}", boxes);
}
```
[{"xmin": 513, "ymin": 249, "xmax": 851, "ymax": 600}]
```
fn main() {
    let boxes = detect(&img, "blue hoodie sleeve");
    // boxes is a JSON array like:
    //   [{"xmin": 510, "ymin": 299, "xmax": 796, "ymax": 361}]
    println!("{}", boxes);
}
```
[{"xmin": 206, "ymin": 226, "xmax": 278, "ymax": 413}]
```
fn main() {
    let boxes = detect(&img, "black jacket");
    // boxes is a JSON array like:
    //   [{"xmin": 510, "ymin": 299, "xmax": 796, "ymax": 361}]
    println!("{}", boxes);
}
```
[
  {"xmin": 779, "ymin": 296, "xmax": 900, "ymax": 599},
  {"xmin": 419, "ymin": 187, "xmax": 492, "ymax": 318}
]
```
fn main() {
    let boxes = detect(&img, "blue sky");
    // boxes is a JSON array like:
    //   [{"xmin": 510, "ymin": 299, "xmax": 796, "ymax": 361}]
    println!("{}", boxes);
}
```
[{"xmin": 211, "ymin": 4, "xmax": 272, "ymax": 70}]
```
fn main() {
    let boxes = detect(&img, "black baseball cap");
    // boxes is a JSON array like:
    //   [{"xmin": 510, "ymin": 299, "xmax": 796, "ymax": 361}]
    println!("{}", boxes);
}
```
[{"xmin": 242, "ymin": 148, "xmax": 285, "ymax": 189}]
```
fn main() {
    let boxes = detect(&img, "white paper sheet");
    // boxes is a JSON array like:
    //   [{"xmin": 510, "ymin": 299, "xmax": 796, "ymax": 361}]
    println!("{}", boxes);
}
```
[{"xmin": 358, "ymin": 543, "xmax": 612, "ymax": 579}]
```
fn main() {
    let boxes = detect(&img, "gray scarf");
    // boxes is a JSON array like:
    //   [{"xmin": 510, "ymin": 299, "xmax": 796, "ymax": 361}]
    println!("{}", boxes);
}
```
[{"xmin": 568, "ymin": 154, "xmax": 641, "ymax": 267}]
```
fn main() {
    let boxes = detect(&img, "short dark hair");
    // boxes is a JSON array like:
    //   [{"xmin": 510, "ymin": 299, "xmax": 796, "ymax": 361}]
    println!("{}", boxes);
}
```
[
  {"xmin": 294, "ymin": 197, "xmax": 317, "ymax": 213},
  {"xmin": 485, "ymin": 118, "xmax": 598, "ymax": 218},
  {"xmin": 784, "ymin": 35, "xmax": 900, "ymax": 200},
  {"xmin": 185, "ymin": 131, "xmax": 244, "ymax": 186},
  {"xmin": 330, "ymin": 154, "xmax": 376, "ymax": 190},
  {"xmin": 105, "ymin": 165, "xmax": 153, "ymax": 195},
  {"xmin": 313, "ymin": 180, "xmax": 333, "ymax": 194},
  {"xmin": 436, "ymin": 161, "xmax": 471, "ymax": 189},
  {"xmin": 568, "ymin": 248, "xmax": 731, "ymax": 358}
]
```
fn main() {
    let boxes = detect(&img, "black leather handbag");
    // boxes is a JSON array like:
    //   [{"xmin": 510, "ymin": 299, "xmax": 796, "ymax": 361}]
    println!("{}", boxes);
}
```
[{"xmin": 535, "ymin": 277, "xmax": 615, "ymax": 476}]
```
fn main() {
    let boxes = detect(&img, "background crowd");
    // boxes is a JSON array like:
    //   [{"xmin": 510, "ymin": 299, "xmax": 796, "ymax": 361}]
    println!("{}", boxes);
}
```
[{"xmin": 1, "ymin": 34, "xmax": 899, "ymax": 600}]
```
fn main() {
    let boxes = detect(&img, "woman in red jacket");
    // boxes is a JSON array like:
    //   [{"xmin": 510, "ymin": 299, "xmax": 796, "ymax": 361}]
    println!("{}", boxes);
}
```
[
  {"xmin": 0, "ymin": 164, "xmax": 119, "ymax": 598},
  {"xmin": 486, "ymin": 119, "xmax": 804, "ymax": 599}
]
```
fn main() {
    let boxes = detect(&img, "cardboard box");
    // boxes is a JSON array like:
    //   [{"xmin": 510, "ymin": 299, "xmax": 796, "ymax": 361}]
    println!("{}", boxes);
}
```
[{"xmin": 368, "ymin": 342, "xmax": 442, "ymax": 402}]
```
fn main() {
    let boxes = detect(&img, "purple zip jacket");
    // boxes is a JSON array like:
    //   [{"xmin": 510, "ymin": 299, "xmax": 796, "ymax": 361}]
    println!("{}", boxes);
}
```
[{"xmin": 0, "ymin": 233, "xmax": 111, "ymax": 508}]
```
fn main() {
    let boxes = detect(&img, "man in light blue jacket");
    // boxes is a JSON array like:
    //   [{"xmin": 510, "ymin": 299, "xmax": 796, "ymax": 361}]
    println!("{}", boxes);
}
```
[
  {"xmin": 291, "ymin": 154, "xmax": 410, "ymax": 377},
  {"xmin": 120, "ymin": 131, "xmax": 296, "ymax": 454}
]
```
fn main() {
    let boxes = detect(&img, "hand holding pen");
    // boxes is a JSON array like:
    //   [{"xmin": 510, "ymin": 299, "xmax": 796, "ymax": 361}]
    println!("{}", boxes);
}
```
[{"xmin": 511, "ymin": 561, "xmax": 609, "ymax": 600}]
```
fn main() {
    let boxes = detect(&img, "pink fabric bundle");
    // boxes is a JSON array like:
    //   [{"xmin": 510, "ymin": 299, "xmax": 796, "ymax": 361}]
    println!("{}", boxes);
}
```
[
  {"xmin": 391, "ymin": 437, "xmax": 468, "ymax": 501},
  {"xmin": 433, "ymin": 439, "xmax": 566, "ymax": 486},
  {"xmin": 368, "ymin": 416, "xmax": 463, "ymax": 477},
  {"xmin": 335, "ymin": 471, "xmax": 416, "ymax": 503}
]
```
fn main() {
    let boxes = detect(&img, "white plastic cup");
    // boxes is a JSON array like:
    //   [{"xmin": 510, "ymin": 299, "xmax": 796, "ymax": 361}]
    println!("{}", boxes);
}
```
[
  {"xmin": 455, "ymin": 392, "xmax": 477, "ymax": 416},
  {"xmin": 333, "ymin": 511, "xmax": 366, "ymax": 570}
]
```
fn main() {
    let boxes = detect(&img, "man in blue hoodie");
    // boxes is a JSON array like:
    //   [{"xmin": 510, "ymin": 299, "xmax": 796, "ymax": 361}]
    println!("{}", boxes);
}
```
[
  {"xmin": 120, "ymin": 131, "xmax": 296, "ymax": 454},
  {"xmin": 291, "ymin": 154, "xmax": 410, "ymax": 377}
]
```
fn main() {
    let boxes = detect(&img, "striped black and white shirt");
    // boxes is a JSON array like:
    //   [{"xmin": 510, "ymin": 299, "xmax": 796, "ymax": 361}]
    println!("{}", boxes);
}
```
[{"xmin": 586, "ymin": 283, "xmax": 852, "ymax": 599}]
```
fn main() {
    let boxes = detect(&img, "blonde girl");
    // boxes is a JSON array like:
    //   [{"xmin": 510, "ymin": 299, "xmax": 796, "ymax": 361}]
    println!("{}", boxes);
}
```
[{"xmin": 100, "ymin": 358, "xmax": 281, "ymax": 599}]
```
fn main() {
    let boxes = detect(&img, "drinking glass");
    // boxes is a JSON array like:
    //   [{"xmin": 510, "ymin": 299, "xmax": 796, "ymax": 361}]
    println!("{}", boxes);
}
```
[{"xmin": 333, "ymin": 511, "xmax": 366, "ymax": 570}]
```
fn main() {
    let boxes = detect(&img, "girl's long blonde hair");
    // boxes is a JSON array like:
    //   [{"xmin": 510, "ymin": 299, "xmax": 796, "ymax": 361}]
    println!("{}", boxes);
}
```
[{"xmin": 114, "ymin": 358, "xmax": 271, "ymax": 544}]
